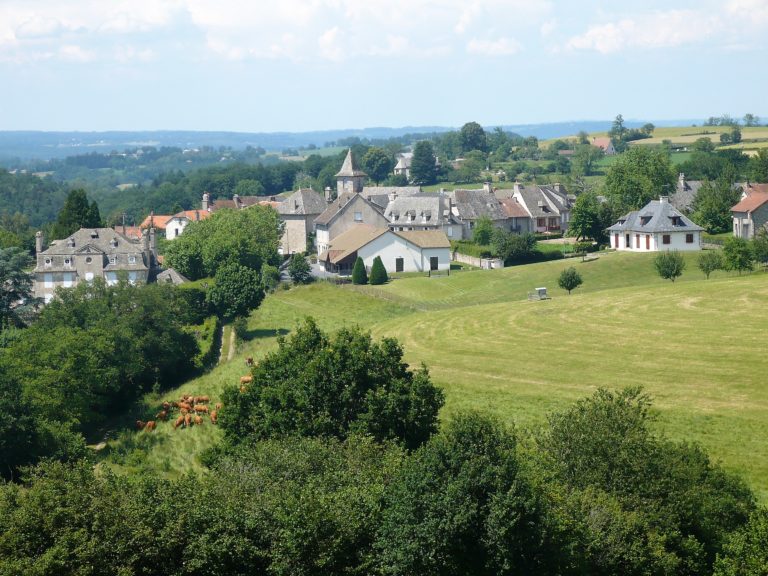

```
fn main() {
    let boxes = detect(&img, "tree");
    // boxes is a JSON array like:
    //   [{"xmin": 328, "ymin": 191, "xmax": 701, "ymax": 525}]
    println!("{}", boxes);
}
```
[
  {"xmin": 206, "ymin": 263, "xmax": 264, "ymax": 319},
  {"xmin": 743, "ymin": 113, "xmax": 760, "ymax": 127},
  {"xmin": 410, "ymin": 141, "xmax": 438, "ymax": 185},
  {"xmin": 220, "ymin": 318, "xmax": 445, "ymax": 449},
  {"xmin": 0, "ymin": 247, "xmax": 35, "ymax": 328},
  {"xmin": 654, "ymin": 250, "xmax": 686, "ymax": 282},
  {"xmin": 609, "ymin": 114, "xmax": 628, "ymax": 152},
  {"xmin": 473, "ymin": 215, "xmax": 494, "ymax": 245},
  {"xmin": 720, "ymin": 132, "xmax": 732, "ymax": 144},
  {"xmin": 751, "ymin": 229, "xmax": 768, "ymax": 266},
  {"xmin": 571, "ymin": 144, "xmax": 604, "ymax": 177},
  {"xmin": 723, "ymin": 236, "xmax": 753, "ymax": 274},
  {"xmin": 50, "ymin": 189, "xmax": 102, "ymax": 239},
  {"xmin": 698, "ymin": 250, "xmax": 723, "ymax": 279},
  {"xmin": 351, "ymin": 256, "xmax": 368, "ymax": 285},
  {"xmin": 287, "ymin": 253, "xmax": 312, "ymax": 284},
  {"xmin": 558, "ymin": 266, "xmax": 583, "ymax": 294},
  {"xmin": 0, "ymin": 361, "xmax": 38, "ymax": 479},
  {"xmin": 603, "ymin": 146, "xmax": 676, "ymax": 210},
  {"xmin": 234, "ymin": 179, "xmax": 265, "ymax": 197},
  {"xmin": 491, "ymin": 230, "xmax": 536, "ymax": 263},
  {"xmin": 369, "ymin": 256, "xmax": 388, "ymax": 285},
  {"xmin": 749, "ymin": 149, "xmax": 768, "ymax": 182},
  {"xmin": 459, "ymin": 121, "xmax": 488, "ymax": 154},
  {"xmin": 731, "ymin": 126, "xmax": 742, "ymax": 144},
  {"xmin": 377, "ymin": 413, "xmax": 555, "ymax": 575},
  {"xmin": 567, "ymin": 191, "xmax": 600, "ymax": 241},
  {"xmin": 692, "ymin": 177, "xmax": 742, "ymax": 234},
  {"xmin": 692, "ymin": 137, "xmax": 716, "ymax": 153},
  {"xmin": 361, "ymin": 147, "xmax": 394, "ymax": 185},
  {"xmin": 642, "ymin": 122, "xmax": 655, "ymax": 135},
  {"xmin": 714, "ymin": 507, "xmax": 768, "ymax": 576}
]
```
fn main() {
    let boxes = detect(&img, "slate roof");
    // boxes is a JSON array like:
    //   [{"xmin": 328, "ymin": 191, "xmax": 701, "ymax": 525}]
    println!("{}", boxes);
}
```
[
  {"xmin": 607, "ymin": 198, "xmax": 704, "ymax": 233},
  {"xmin": 511, "ymin": 183, "xmax": 570, "ymax": 219},
  {"xmin": 362, "ymin": 186, "xmax": 422, "ymax": 209},
  {"xmin": 314, "ymin": 192, "xmax": 384, "ymax": 227},
  {"xmin": 396, "ymin": 230, "xmax": 450, "ymax": 248},
  {"xmin": 38, "ymin": 228, "xmax": 148, "ymax": 272},
  {"xmin": 278, "ymin": 188, "xmax": 328, "ymax": 215},
  {"xmin": 156, "ymin": 268, "xmax": 190, "ymax": 285},
  {"xmin": 335, "ymin": 148, "xmax": 367, "ymax": 178},
  {"xmin": 670, "ymin": 178, "xmax": 703, "ymax": 212},
  {"xmin": 450, "ymin": 189, "xmax": 507, "ymax": 221},
  {"xmin": 384, "ymin": 194, "xmax": 453, "ymax": 225}
]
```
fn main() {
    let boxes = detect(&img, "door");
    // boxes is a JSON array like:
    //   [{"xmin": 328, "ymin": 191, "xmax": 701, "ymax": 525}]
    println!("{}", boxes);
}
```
[
  {"xmin": 395, "ymin": 257, "xmax": 404, "ymax": 272},
  {"xmin": 645, "ymin": 235, "xmax": 650, "ymax": 250},
  {"xmin": 430, "ymin": 256, "xmax": 439, "ymax": 271},
  {"xmin": 614, "ymin": 234, "xmax": 619, "ymax": 248}
]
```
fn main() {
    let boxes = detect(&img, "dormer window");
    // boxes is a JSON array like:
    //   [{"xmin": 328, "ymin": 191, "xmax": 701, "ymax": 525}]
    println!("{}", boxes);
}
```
[
  {"xmin": 670, "ymin": 216, "xmax": 682, "ymax": 226},
  {"xmin": 640, "ymin": 216, "xmax": 651, "ymax": 226},
  {"xmin": 128, "ymin": 255, "xmax": 136, "ymax": 264},
  {"xmin": 109, "ymin": 256, "xmax": 117, "ymax": 265},
  {"xmin": 64, "ymin": 258, "xmax": 71, "ymax": 267},
  {"xmin": 44, "ymin": 257, "xmax": 52, "ymax": 267}
]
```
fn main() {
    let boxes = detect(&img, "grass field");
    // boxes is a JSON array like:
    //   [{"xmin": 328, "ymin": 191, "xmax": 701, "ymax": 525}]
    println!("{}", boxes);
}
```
[{"xmin": 102, "ymin": 252, "xmax": 768, "ymax": 499}]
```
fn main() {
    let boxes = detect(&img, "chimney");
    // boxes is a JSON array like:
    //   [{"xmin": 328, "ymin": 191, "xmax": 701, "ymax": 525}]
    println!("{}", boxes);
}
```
[
  {"xmin": 194, "ymin": 210, "xmax": 200, "ymax": 221},
  {"xmin": 149, "ymin": 227, "xmax": 156, "ymax": 257},
  {"xmin": 324, "ymin": 186, "xmax": 333, "ymax": 202},
  {"xmin": 389, "ymin": 191, "xmax": 398, "ymax": 202},
  {"xmin": 233, "ymin": 194, "xmax": 241, "ymax": 209},
  {"xmin": 659, "ymin": 196, "xmax": 669, "ymax": 203},
  {"xmin": 202, "ymin": 192, "xmax": 210, "ymax": 211},
  {"xmin": 35, "ymin": 230, "xmax": 43, "ymax": 254},
  {"xmin": 483, "ymin": 181, "xmax": 492, "ymax": 193}
]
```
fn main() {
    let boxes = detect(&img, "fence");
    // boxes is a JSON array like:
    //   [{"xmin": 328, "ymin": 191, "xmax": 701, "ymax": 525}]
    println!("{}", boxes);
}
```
[{"xmin": 452, "ymin": 251, "xmax": 504, "ymax": 269}]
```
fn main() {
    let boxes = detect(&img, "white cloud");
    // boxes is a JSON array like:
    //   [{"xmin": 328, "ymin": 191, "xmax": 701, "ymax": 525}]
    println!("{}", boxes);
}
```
[
  {"xmin": 466, "ymin": 37, "xmax": 522, "ymax": 56},
  {"xmin": 58, "ymin": 44, "xmax": 94, "ymax": 62},
  {"xmin": 540, "ymin": 19, "xmax": 557, "ymax": 37},
  {"xmin": 566, "ymin": 10, "xmax": 716, "ymax": 53},
  {"xmin": 726, "ymin": 0, "xmax": 768, "ymax": 25},
  {"xmin": 318, "ymin": 27, "xmax": 345, "ymax": 62}
]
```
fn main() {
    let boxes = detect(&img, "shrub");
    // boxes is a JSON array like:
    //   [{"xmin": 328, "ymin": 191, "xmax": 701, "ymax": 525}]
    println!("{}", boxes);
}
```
[
  {"xmin": 698, "ymin": 250, "xmax": 723, "ymax": 279},
  {"xmin": 654, "ymin": 250, "xmax": 686, "ymax": 282},
  {"xmin": 369, "ymin": 256, "xmax": 388, "ymax": 285},
  {"xmin": 288, "ymin": 253, "xmax": 312, "ymax": 285},
  {"xmin": 558, "ymin": 266, "xmax": 583, "ymax": 294},
  {"xmin": 351, "ymin": 257, "xmax": 368, "ymax": 285}
]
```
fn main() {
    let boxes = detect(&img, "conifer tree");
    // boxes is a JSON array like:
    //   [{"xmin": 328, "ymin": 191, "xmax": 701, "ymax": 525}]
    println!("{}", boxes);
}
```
[
  {"xmin": 351, "ymin": 256, "xmax": 368, "ymax": 284},
  {"xmin": 369, "ymin": 256, "xmax": 388, "ymax": 285}
]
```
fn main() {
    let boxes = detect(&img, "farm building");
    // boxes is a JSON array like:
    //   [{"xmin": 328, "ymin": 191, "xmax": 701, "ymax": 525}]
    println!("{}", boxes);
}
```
[
  {"xmin": 730, "ymin": 183, "xmax": 768, "ymax": 239},
  {"xmin": 607, "ymin": 196, "xmax": 704, "ymax": 251},
  {"xmin": 318, "ymin": 225, "xmax": 450, "ymax": 275}
]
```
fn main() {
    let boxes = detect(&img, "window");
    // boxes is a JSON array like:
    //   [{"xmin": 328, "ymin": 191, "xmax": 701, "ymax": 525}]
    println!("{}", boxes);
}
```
[
  {"xmin": 446, "ymin": 227, "xmax": 453, "ymax": 237},
  {"xmin": 128, "ymin": 255, "xmax": 136, "ymax": 264},
  {"xmin": 354, "ymin": 211, "xmax": 363, "ymax": 222},
  {"xmin": 614, "ymin": 233, "xmax": 619, "ymax": 248},
  {"xmin": 175, "ymin": 228, "xmax": 180, "ymax": 237},
  {"xmin": 62, "ymin": 273, "xmax": 74, "ymax": 288},
  {"xmin": 635, "ymin": 234, "xmax": 640, "ymax": 248},
  {"xmin": 645, "ymin": 235, "xmax": 650, "ymax": 250},
  {"xmin": 44, "ymin": 273, "xmax": 53, "ymax": 288},
  {"xmin": 109, "ymin": 256, "xmax": 116, "ymax": 265},
  {"xmin": 395, "ymin": 257, "xmax": 404, "ymax": 272},
  {"xmin": 686, "ymin": 233, "xmax": 694, "ymax": 244},
  {"xmin": 64, "ymin": 258, "xmax": 71, "ymax": 267},
  {"xmin": 44, "ymin": 258, "xmax": 51, "ymax": 267},
  {"xmin": 537, "ymin": 218, "xmax": 545, "ymax": 228},
  {"xmin": 430, "ymin": 256, "xmax": 439, "ymax": 271},
  {"xmin": 85, "ymin": 272, "xmax": 94, "ymax": 282},
  {"xmin": 85, "ymin": 256, "xmax": 92, "ymax": 263},
  {"xmin": 662, "ymin": 234, "xmax": 671, "ymax": 245}
]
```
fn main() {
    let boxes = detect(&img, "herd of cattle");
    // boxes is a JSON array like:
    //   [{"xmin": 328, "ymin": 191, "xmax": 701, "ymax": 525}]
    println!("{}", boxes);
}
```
[{"xmin": 136, "ymin": 394, "xmax": 222, "ymax": 432}]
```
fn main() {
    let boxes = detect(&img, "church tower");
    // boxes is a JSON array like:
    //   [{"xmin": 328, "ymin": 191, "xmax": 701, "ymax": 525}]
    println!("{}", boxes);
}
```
[{"xmin": 335, "ymin": 148, "xmax": 367, "ymax": 197}]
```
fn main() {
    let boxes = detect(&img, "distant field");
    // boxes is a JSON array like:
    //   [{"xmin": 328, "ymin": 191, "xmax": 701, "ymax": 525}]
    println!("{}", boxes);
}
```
[{"xmin": 101, "ymin": 251, "xmax": 768, "ymax": 500}]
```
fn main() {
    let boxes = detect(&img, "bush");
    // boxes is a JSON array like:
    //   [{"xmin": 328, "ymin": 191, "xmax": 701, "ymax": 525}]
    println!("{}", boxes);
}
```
[
  {"xmin": 233, "ymin": 316, "xmax": 248, "ymax": 341},
  {"xmin": 207, "ymin": 263, "xmax": 264, "ymax": 319},
  {"xmin": 698, "ymin": 250, "xmax": 723, "ymax": 279},
  {"xmin": 351, "ymin": 256, "xmax": 368, "ymax": 285},
  {"xmin": 288, "ymin": 253, "xmax": 312, "ymax": 285},
  {"xmin": 261, "ymin": 264, "xmax": 280, "ymax": 292},
  {"xmin": 654, "ymin": 250, "xmax": 686, "ymax": 282},
  {"xmin": 558, "ymin": 266, "xmax": 583, "ymax": 294},
  {"xmin": 369, "ymin": 256, "xmax": 388, "ymax": 285}
]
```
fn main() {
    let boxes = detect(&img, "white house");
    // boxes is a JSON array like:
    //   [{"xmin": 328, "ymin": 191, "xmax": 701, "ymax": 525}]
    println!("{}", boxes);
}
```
[
  {"xmin": 607, "ymin": 196, "xmax": 704, "ymax": 251},
  {"xmin": 164, "ymin": 210, "xmax": 211, "ymax": 240},
  {"xmin": 318, "ymin": 225, "xmax": 450, "ymax": 275}
]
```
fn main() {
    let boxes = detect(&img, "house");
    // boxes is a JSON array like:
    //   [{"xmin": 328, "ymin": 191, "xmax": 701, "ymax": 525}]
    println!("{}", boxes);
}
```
[
  {"xmin": 503, "ymin": 182, "xmax": 572, "ymax": 233},
  {"xmin": 607, "ymin": 196, "xmax": 704, "ymax": 251},
  {"xmin": 276, "ymin": 188, "xmax": 328, "ymax": 254},
  {"xmin": 156, "ymin": 268, "xmax": 190, "ymax": 285},
  {"xmin": 730, "ymin": 183, "xmax": 768, "ymax": 239},
  {"xmin": 497, "ymin": 197, "xmax": 533, "ymax": 234},
  {"xmin": 393, "ymin": 152, "xmax": 413, "ymax": 179},
  {"xmin": 202, "ymin": 192, "xmax": 265, "ymax": 212},
  {"xmin": 449, "ymin": 184, "xmax": 508, "ymax": 240},
  {"xmin": 318, "ymin": 224, "xmax": 450, "ymax": 275},
  {"xmin": 592, "ymin": 137, "xmax": 616, "ymax": 155},
  {"xmin": 34, "ymin": 227, "xmax": 156, "ymax": 303},
  {"xmin": 164, "ymin": 210, "xmax": 211, "ymax": 240},
  {"xmin": 384, "ymin": 193, "xmax": 463, "ymax": 239},
  {"xmin": 139, "ymin": 213, "xmax": 174, "ymax": 233},
  {"xmin": 671, "ymin": 173, "xmax": 704, "ymax": 213}
]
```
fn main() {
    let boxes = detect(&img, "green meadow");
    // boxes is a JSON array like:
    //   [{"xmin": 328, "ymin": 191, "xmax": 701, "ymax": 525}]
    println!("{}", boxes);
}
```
[{"xmin": 102, "ymin": 251, "xmax": 768, "ymax": 499}]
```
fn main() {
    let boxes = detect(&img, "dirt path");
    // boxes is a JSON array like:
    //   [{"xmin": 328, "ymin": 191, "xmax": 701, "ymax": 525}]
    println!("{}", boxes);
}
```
[{"xmin": 226, "ymin": 326, "xmax": 236, "ymax": 361}]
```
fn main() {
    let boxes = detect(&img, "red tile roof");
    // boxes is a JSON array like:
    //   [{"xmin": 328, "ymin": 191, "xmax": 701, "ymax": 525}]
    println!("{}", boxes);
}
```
[
  {"xmin": 172, "ymin": 210, "xmax": 212, "ymax": 221},
  {"xmin": 731, "ymin": 191, "xmax": 768, "ymax": 213},
  {"xmin": 499, "ymin": 197, "xmax": 531, "ymax": 218},
  {"xmin": 139, "ymin": 214, "xmax": 173, "ymax": 229}
]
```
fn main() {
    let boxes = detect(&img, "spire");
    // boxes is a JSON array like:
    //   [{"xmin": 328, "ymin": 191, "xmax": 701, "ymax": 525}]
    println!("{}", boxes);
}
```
[{"xmin": 335, "ymin": 148, "xmax": 367, "ymax": 178}]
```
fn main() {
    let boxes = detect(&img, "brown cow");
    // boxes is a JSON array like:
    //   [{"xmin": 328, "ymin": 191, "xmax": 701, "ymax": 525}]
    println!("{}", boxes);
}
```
[
  {"xmin": 194, "ymin": 415, "xmax": 203, "ymax": 426},
  {"xmin": 215, "ymin": 402, "xmax": 223, "ymax": 411},
  {"xmin": 246, "ymin": 357, "xmax": 254, "ymax": 366},
  {"xmin": 240, "ymin": 386, "xmax": 246, "ymax": 393},
  {"xmin": 194, "ymin": 404, "xmax": 209, "ymax": 414},
  {"xmin": 179, "ymin": 402, "xmax": 192, "ymax": 412},
  {"xmin": 184, "ymin": 413, "xmax": 192, "ymax": 427},
  {"xmin": 162, "ymin": 401, "xmax": 171, "ymax": 411},
  {"xmin": 173, "ymin": 415, "xmax": 185, "ymax": 429},
  {"xmin": 136, "ymin": 420, "xmax": 146, "ymax": 430},
  {"xmin": 145, "ymin": 421, "xmax": 156, "ymax": 432},
  {"xmin": 156, "ymin": 410, "xmax": 168, "ymax": 421},
  {"xmin": 210, "ymin": 410, "xmax": 218, "ymax": 425},
  {"xmin": 240, "ymin": 375, "xmax": 253, "ymax": 385},
  {"xmin": 195, "ymin": 395, "xmax": 210, "ymax": 404}
]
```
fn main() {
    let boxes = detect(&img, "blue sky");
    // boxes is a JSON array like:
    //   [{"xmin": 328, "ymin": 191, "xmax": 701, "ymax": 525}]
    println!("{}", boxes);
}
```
[{"xmin": 1, "ymin": 0, "xmax": 766, "ymax": 132}]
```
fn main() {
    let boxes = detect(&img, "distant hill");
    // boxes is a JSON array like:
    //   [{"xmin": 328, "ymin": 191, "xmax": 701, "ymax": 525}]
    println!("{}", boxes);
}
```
[{"xmin": 0, "ymin": 120, "xmax": 700, "ymax": 161}]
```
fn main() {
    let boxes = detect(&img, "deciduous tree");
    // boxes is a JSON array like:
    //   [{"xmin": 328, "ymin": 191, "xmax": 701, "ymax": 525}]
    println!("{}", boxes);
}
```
[
  {"xmin": 698, "ymin": 250, "xmax": 723, "ymax": 279},
  {"xmin": 459, "ymin": 121, "xmax": 488, "ymax": 154},
  {"xmin": 558, "ymin": 266, "xmax": 583, "ymax": 294},
  {"xmin": 723, "ymin": 236, "xmax": 753, "ymax": 274},
  {"xmin": 604, "ymin": 146, "xmax": 676, "ymax": 210},
  {"xmin": 410, "ymin": 141, "xmax": 438, "ymax": 185},
  {"xmin": 361, "ymin": 147, "xmax": 394, "ymax": 185},
  {"xmin": 287, "ymin": 253, "xmax": 312, "ymax": 284},
  {"xmin": 654, "ymin": 250, "xmax": 686, "ymax": 282},
  {"xmin": 207, "ymin": 263, "xmax": 264, "ymax": 319}
]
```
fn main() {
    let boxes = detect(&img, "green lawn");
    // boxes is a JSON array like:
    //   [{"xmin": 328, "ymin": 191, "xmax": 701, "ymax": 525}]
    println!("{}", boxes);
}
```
[{"xmin": 100, "ymin": 252, "xmax": 768, "ymax": 500}]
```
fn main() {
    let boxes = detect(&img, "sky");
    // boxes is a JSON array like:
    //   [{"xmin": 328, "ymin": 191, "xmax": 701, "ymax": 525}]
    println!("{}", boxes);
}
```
[{"xmin": 1, "ymin": 0, "xmax": 766, "ymax": 132}]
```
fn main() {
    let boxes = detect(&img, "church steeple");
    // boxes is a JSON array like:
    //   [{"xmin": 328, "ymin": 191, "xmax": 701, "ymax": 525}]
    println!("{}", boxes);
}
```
[{"xmin": 335, "ymin": 148, "xmax": 367, "ymax": 196}]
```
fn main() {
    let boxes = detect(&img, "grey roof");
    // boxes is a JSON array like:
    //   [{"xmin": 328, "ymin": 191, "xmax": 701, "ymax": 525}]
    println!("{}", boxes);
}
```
[
  {"xmin": 278, "ymin": 188, "xmax": 328, "ymax": 215},
  {"xmin": 314, "ymin": 192, "xmax": 385, "ymax": 227},
  {"xmin": 511, "ymin": 183, "xmax": 571, "ymax": 218},
  {"xmin": 450, "ymin": 189, "xmax": 507, "ymax": 221},
  {"xmin": 384, "ymin": 193, "xmax": 454, "ymax": 225},
  {"xmin": 335, "ymin": 148, "xmax": 367, "ymax": 178},
  {"xmin": 37, "ymin": 228, "xmax": 148, "ymax": 272},
  {"xmin": 607, "ymin": 198, "xmax": 705, "ymax": 233},
  {"xmin": 156, "ymin": 268, "xmax": 190, "ymax": 285},
  {"xmin": 671, "ymin": 177, "xmax": 703, "ymax": 212},
  {"xmin": 362, "ymin": 186, "xmax": 422, "ymax": 209}
]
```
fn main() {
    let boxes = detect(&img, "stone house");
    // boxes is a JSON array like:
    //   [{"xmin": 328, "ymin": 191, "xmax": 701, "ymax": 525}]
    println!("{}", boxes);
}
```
[
  {"xmin": 449, "ymin": 185, "xmax": 508, "ymax": 240},
  {"xmin": 34, "ymin": 227, "xmax": 156, "ymax": 303},
  {"xmin": 503, "ymin": 182, "xmax": 572, "ymax": 233},
  {"xmin": 384, "ymin": 193, "xmax": 463, "ymax": 240},
  {"xmin": 731, "ymin": 184, "xmax": 768, "ymax": 239},
  {"xmin": 277, "ymin": 188, "xmax": 328, "ymax": 254},
  {"xmin": 607, "ymin": 196, "xmax": 704, "ymax": 251}
]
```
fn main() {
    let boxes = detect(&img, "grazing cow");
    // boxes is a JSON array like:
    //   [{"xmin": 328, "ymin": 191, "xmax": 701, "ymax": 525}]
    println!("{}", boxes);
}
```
[
  {"xmin": 170, "ymin": 401, "xmax": 180, "ymax": 409},
  {"xmin": 194, "ymin": 404, "xmax": 209, "ymax": 414},
  {"xmin": 246, "ymin": 357, "xmax": 254, "ymax": 367},
  {"xmin": 136, "ymin": 420, "xmax": 146, "ymax": 430},
  {"xmin": 240, "ymin": 375, "xmax": 253, "ymax": 385},
  {"xmin": 174, "ymin": 415, "xmax": 184, "ymax": 429},
  {"xmin": 179, "ymin": 402, "xmax": 192, "ymax": 412},
  {"xmin": 162, "ymin": 401, "xmax": 171, "ymax": 411},
  {"xmin": 194, "ymin": 415, "xmax": 203, "ymax": 426},
  {"xmin": 156, "ymin": 410, "xmax": 168, "ymax": 421},
  {"xmin": 184, "ymin": 413, "xmax": 192, "ymax": 427},
  {"xmin": 145, "ymin": 421, "xmax": 156, "ymax": 432},
  {"xmin": 210, "ymin": 410, "xmax": 218, "ymax": 425},
  {"xmin": 195, "ymin": 395, "xmax": 210, "ymax": 404},
  {"xmin": 215, "ymin": 403, "xmax": 223, "ymax": 411},
  {"xmin": 240, "ymin": 386, "xmax": 246, "ymax": 393}
]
